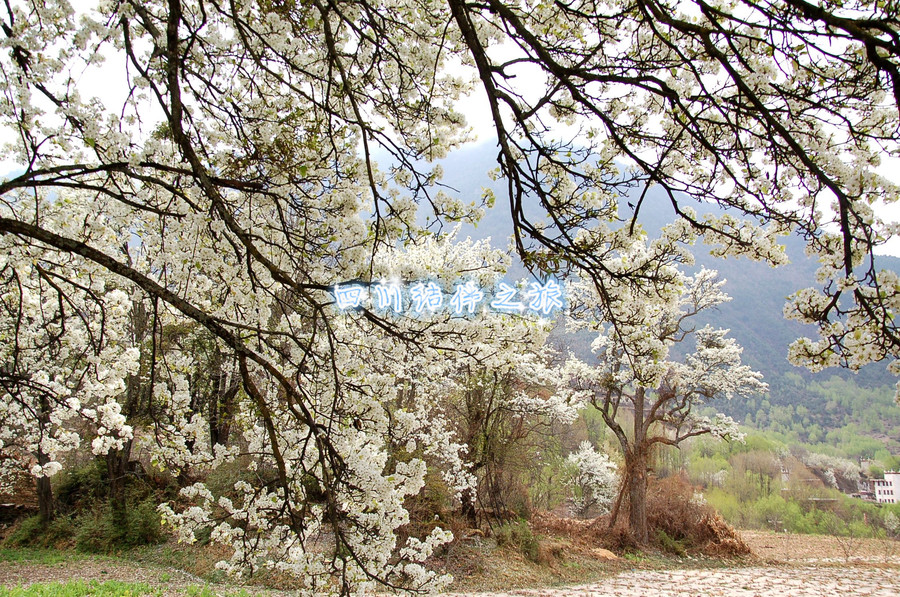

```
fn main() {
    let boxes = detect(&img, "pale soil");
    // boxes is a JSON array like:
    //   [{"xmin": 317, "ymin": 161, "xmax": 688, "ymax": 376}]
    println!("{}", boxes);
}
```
[
  {"xmin": 454, "ymin": 531, "xmax": 900, "ymax": 596},
  {"xmin": 740, "ymin": 529, "xmax": 900, "ymax": 563},
  {"xmin": 457, "ymin": 565, "xmax": 900, "ymax": 596},
  {"xmin": 0, "ymin": 531, "xmax": 898, "ymax": 595}
]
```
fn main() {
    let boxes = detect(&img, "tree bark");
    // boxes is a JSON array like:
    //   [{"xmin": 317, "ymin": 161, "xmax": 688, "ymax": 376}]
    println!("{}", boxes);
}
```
[
  {"xmin": 625, "ymin": 452, "xmax": 649, "ymax": 544},
  {"xmin": 460, "ymin": 487, "xmax": 478, "ymax": 525},
  {"xmin": 627, "ymin": 386, "xmax": 649, "ymax": 544},
  {"xmin": 106, "ymin": 440, "xmax": 133, "ymax": 529},
  {"xmin": 35, "ymin": 451, "xmax": 54, "ymax": 524},
  {"xmin": 209, "ymin": 372, "xmax": 237, "ymax": 449},
  {"xmin": 35, "ymin": 394, "xmax": 54, "ymax": 524}
]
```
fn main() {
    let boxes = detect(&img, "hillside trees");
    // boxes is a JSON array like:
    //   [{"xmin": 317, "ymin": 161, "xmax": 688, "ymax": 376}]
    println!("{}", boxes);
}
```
[
  {"xmin": 443, "ymin": 347, "xmax": 578, "ymax": 523},
  {"xmin": 565, "ymin": 261, "xmax": 766, "ymax": 543}
]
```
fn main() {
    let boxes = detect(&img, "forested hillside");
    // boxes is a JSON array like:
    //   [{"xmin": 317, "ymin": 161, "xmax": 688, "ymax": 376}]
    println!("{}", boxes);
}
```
[{"xmin": 443, "ymin": 142, "xmax": 900, "ymax": 457}]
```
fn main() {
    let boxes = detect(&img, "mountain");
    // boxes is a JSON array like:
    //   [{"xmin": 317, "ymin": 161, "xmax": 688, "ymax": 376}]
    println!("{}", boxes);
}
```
[{"xmin": 435, "ymin": 141, "xmax": 900, "ymax": 456}]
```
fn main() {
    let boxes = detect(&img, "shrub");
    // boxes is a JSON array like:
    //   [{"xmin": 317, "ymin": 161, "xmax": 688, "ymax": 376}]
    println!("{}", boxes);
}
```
[
  {"xmin": 75, "ymin": 500, "xmax": 164, "ymax": 553},
  {"xmin": 5, "ymin": 515, "xmax": 75, "ymax": 549},
  {"xmin": 124, "ymin": 500, "xmax": 165, "ymax": 546},
  {"xmin": 655, "ymin": 529, "xmax": 687, "ymax": 556},
  {"xmin": 646, "ymin": 475, "xmax": 750, "ymax": 556},
  {"xmin": 74, "ymin": 512, "xmax": 116, "ymax": 553},
  {"xmin": 55, "ymin": 461, "xmax": 106, "ymax": 513},
  {"xmin": 493, "ymin": 520, "xmax": 539, "ymax": 562}
]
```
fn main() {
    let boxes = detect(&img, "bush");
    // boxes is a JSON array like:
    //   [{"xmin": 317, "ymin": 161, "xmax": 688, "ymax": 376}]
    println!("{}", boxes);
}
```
[
  {"xmin": 5, "ymin": 515, "xmax": 75, "ymax": 549},
  {"xmin": 655, "ymin": 529, "xmax": 687, "ymax": 556},
  {"xmin": 646, "ymin": 475, "xmax": 750, "ymax": 556},
  {"xmin": 124, "ymin": 500, "xmax": 165, "ymax": 546},
  {"xmin": 75, "ymin": 500, "xmax": 164, "ymax": 553},
  {"xmin": 55, "ymin": 461, "xmax": 107, "ymax": 513},
  {"xmin": 74, "ymin": 513, "xmax": 116, "ymax": 553},
  {"xmin": 493, "ymin": 520, "xmax": 539, "ymax": 562}
]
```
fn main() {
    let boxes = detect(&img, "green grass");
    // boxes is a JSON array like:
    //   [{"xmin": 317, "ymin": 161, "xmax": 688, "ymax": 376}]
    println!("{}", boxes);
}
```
[
  {"xmin": 0, "ymin": 548, "xmax": 85, "ymax": 565},
  {"xmin": 0, "ymin": 580, "xmax": 159, "ymax": 596},
  {"xmin": 0, "ymin": 581, "xmax": 255, "ymax": 597}
]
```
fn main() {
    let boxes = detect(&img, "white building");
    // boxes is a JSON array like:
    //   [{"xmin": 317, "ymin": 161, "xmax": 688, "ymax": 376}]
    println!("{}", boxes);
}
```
[{"xmin": 871, "ymin": 471, "xmax": 900, "ymax": 504}]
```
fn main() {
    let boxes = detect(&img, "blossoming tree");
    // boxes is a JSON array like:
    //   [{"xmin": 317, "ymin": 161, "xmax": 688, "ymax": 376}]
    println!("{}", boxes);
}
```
[
  {"xmin": 0, "ymin": 0, "xmax": 899, "ymax": 592},
  {"xmin": 442, "ymin": 344, "xmax": 578, "ymax": 523},
  {"xmin": 447, "ymin": 0, "xmax": 900, "ymax": 393},
  {"xmin": 0, "ymin": 194, "xmax": 139, "ymax": 523},
  {"xmin": 567, "ymin": 441, "xmax": 618, "ymax": 518},
  {"xmin": 565, "ymin": 259, "xmax": 766, "ymax": 543}
]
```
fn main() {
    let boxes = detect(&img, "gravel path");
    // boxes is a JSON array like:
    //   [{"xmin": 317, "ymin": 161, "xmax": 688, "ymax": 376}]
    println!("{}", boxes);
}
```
[
  {"xmin": 453, "ymin": 565, "xmax": 900, "ymax": 596},
  {"xmin": 453, "ymin": 530, "xmax": 900, "ymax": 597}
]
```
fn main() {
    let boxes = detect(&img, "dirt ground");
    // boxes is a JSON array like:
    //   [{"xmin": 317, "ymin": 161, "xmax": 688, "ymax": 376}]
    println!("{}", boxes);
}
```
[
  {"xmin": 0, "ymin": 530, "xmax": 898, "ymax": 595},
  {"xmin": 739, "ymin": 529, "xmax": 900, "ymax": 563},
  {"xmin": 0, "ymin": 559, "xmax": 208, "ymax": 594},
  {"xmin": 456, "ymin": 565, "xmax": 900, "ymax": 596},
  {"xmin": 452, "ymin": 531, "xmax": 900, "ymax": 596}
]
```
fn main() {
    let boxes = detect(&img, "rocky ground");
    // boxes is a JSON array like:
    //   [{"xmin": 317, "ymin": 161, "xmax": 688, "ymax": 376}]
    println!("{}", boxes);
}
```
[
  {"xmin": 455, "ymin": 565, "xmax": 900, "ymax": 596},
  {"xmin": 447, "ymin": 530, "xmax": 900, "ymax": 596}
]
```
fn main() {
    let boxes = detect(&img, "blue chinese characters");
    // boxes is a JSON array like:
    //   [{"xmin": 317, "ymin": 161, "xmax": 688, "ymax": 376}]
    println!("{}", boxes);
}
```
[
  {"xmin": 409, "ymin": 281, "xmax": 444, "ymax": 313},
  {"xmin": 333, "ymin": 279, "xmax": 563, "ymax": 316}
]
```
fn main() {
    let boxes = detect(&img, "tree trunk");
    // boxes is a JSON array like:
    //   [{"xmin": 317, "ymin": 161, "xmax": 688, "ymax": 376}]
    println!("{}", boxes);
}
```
[
  {"xmin": 107, "ymin": 341, "xmax": 142, "ymax": 528},
  {"xmin": 460, "ymin": 487, "xmax": 478, "ymax": 525},
  {"xmin": 106, "ymin": 440, "xmax": 133, "ymax": 530},
  {"xmin": 625, "ymin": 453, "xmax": 649, "ymax": 544},
  {"xmin": 209, "ymin": 378, "xmax": 237, "ymax": 449},
  {"xmin": 627, "ymin": 386, "xmax": 649, "ymax": 544},
  {"xmin": 35, "ymin": 451, "xmax": 54, "ymax": 524},
  {"xmin": 35, "ymin": 394, "xmax": 54, "ymax": 524}
]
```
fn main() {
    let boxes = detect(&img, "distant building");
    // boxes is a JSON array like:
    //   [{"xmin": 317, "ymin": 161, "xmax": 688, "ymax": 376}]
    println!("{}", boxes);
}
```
[{"xmin": 870, "ymin": 471, "xmax": 900, "ymax": 504}]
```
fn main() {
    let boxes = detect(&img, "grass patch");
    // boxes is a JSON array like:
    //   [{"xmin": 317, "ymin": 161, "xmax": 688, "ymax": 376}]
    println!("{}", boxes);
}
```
[
  {"xmin": 0, "ymin": 548, "xmax": 83, "ymax": 565},
  {"xmin": 5, "ymin": 516, "xmax": 76, "ymax": 549},
  {"xmin": 0, "ymin": 580, "xmax": 255, "ymax": 597},
  {"xmin": 0, "ymin": 580, "xmax": 158, "ymax": 596}
]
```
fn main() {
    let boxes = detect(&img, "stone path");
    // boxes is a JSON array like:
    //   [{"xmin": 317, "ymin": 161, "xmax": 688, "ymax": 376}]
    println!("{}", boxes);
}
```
[{"xmin": 455, "ymin": 565, "xmax": 900, "ymax": 596}]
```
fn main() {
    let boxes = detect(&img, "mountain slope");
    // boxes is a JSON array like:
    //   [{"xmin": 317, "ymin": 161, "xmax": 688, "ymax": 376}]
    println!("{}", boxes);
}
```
[{"xmin": 436, "ymin": 142, "xmax": 900, "ymax": 454}]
